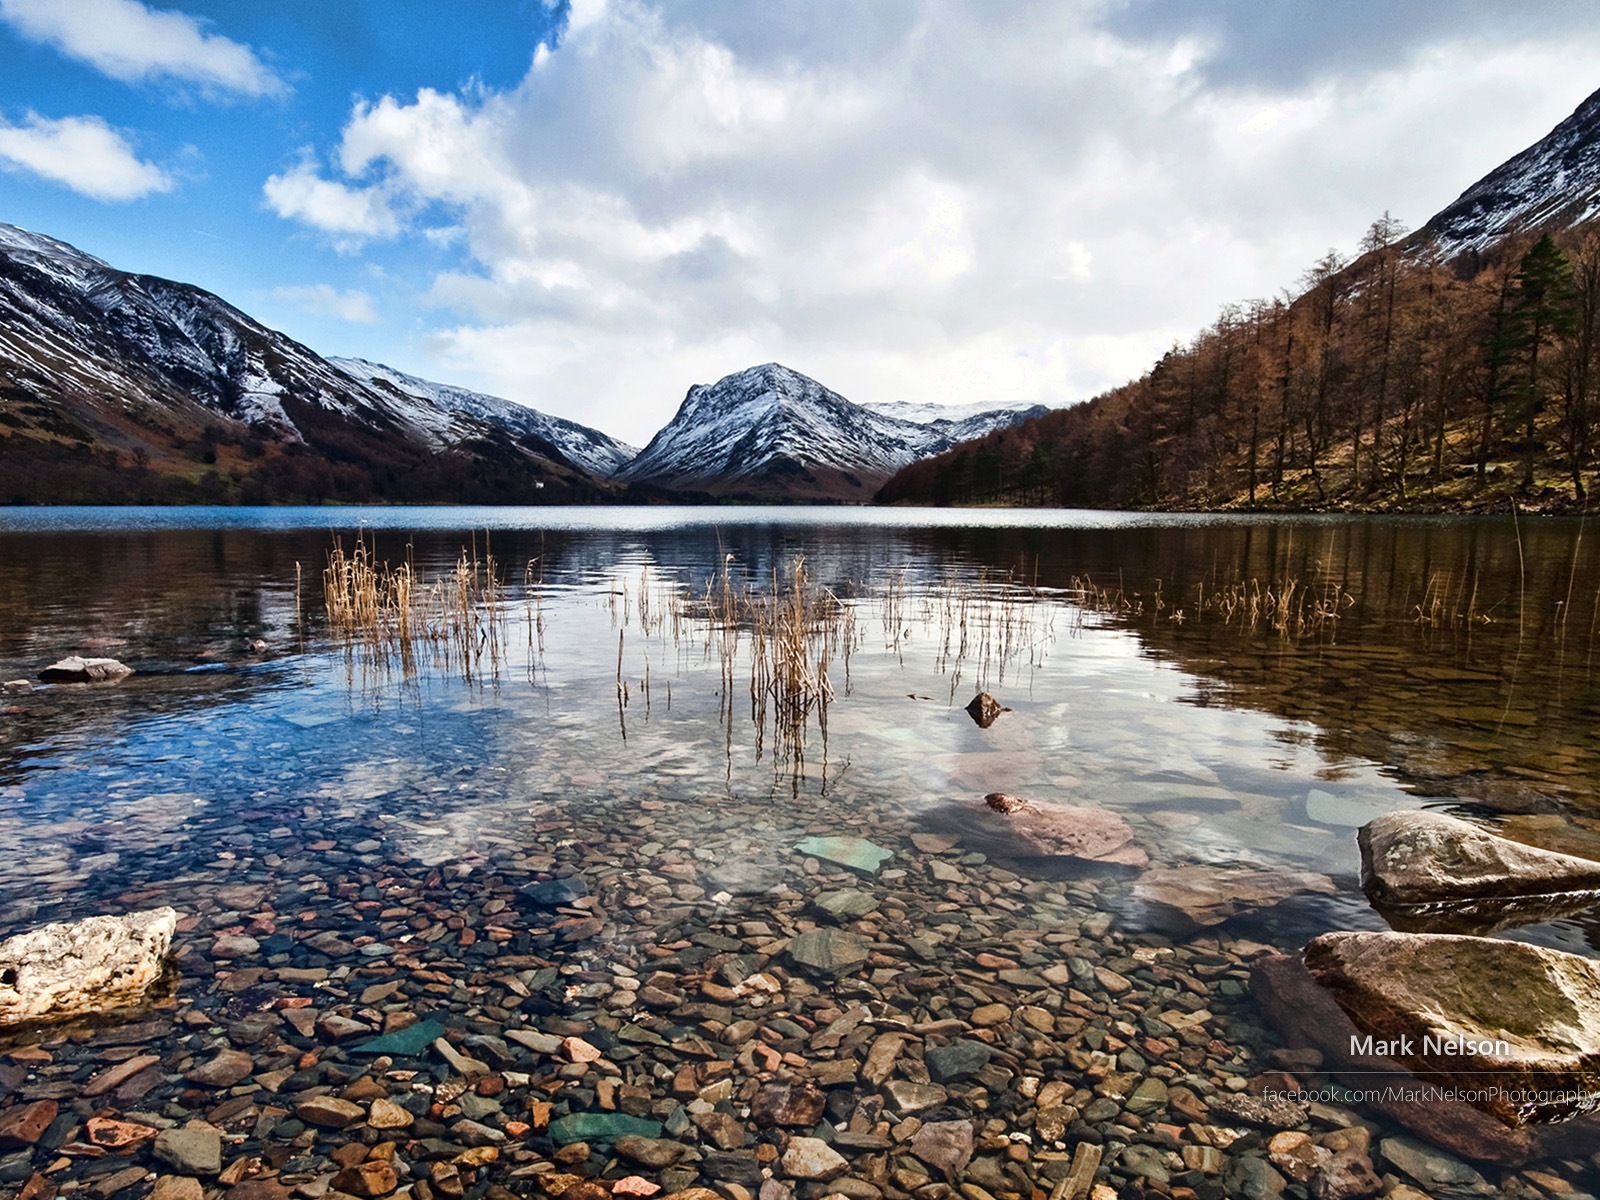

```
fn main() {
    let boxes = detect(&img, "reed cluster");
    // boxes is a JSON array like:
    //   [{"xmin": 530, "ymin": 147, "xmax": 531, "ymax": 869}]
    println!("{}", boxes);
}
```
[{"xmin": 322, "ymin": 535, "xmax": 510, "ymax": 681}]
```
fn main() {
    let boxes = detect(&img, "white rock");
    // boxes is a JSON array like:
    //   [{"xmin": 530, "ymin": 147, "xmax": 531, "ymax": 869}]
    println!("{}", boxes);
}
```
[
  {"xmin": 0, "ymin": 907, "xmax": 177, "ymax": 1027},
  {"xmin": 38, "ymin": 656, "xmax": 132, "ymax": 683},
  {"xmin": 781, "ymin": 1136, "xmax": 848, "ymax": 1181}
]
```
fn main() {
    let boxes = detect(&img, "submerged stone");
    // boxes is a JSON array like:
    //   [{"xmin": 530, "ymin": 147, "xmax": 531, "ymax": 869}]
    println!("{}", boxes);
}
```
[
  {"xmin": 349, "ymin": 1018, "xmax": 448, "ymax": 1057},
  {"xmin": 924, "ymin": 1040, "xmax": 992, "ymax": 1083},
  {"xmin": 520, "ymin": 876, "xmax": 589, "ymax": 906},
  {"xmin": 785, "ymin": 928, "xmax": 869, "ymax": 975},
  {"xmin": 793, "ymin": 836, "xmax": 892, "ymax": 875},
  {"xmin": 810, "ymin": 890, "xmax": 877, "ymax": 921},
  {"xmin": 548, "ymin": 1113, "xmax": 662, "ymax": 1146},
  {"xmin": 1130, "ymin": 865, "xmax": 1335, "ymax": 934}
]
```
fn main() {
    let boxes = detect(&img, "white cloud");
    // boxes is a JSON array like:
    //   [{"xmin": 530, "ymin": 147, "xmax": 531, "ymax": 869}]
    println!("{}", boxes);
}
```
[
  {"xmin": 0, "ymin": 112, "xmax": 172, "ymax": 201},
  {"xmin": 267, "ymin": 0, "xmax": 1600, "ymax": 444},
  {"xmin": 273, "ymin": 284, "xmax": 379, "ymax": 325},
  {"xmin": 0, "ymin": 0, "xmax": 285, "ymax": 98},
  {"xmin": 262, "ymin": 160, "xmax": 401, "ymax": 242}
]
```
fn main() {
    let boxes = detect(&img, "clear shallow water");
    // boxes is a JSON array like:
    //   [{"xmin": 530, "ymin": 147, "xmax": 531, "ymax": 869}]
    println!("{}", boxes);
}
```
[{"xmin": 2, "ymin": 506, "xmax": 1600, "ymax": 1189}]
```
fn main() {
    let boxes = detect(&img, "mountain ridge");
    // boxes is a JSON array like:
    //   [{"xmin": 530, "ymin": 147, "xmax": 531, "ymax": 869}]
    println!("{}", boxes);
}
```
[{"xmin": 619, "ymin": 362, "xmax": 1048, "ymax": 501}]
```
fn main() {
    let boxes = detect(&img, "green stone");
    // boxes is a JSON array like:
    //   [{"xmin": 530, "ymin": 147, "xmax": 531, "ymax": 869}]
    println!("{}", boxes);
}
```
[
  {"xmin": 348, "ymin": 1018, "xmax": 448, "ymax": 1057},
  {"xmin": 786, "ymin": 928, "xmax": 870, "ymax": 974},
  {"xmin": 548, "ymin": 1112, "xmax": 663, "ymax": 1146},
  {"xmin": 794, "ymin": 836, "xmax": 893, "ymax": 875},
  {"xmin": 811, "ymin": 890, "xmax": 878, "ymax": 921}
]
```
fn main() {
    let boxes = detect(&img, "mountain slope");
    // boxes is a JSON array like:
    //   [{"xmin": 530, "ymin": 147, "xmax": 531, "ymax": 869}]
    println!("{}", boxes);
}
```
[
  {"xmin": 1422, "ymin": 87, "xmax": 1600, "ymax": 261},
  {"xmin": 619, "ymin": 362, "xmax": 1047, "ymax": 500},
  {"xmin": 0, "ymin": 222, "xmax": 618, "ymax": 504},
  {"xmin": 879, "ymin": 85, "xmax": 1600, "ymax": 513},
  {"xmin": 330, "ymin": 357, "xmax": 637, "ymax": 478}
]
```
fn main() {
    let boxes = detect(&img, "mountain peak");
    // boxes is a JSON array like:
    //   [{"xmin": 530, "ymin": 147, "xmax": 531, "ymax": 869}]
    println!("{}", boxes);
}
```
[{"xmin": 620, "ymin": 362, "xmax": 1047, "ymax": 500}]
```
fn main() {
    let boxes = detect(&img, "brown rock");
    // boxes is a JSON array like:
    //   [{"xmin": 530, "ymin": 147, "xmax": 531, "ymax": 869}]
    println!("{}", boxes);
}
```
[
  {"xmin": 750, "ymin": 1082, "xmax": 826, "ymax": 1128},
  {"xmin": 1131, "ymin": 866, "xmax": 1335, "ymax": 933},
  {"xmin": 974, "ymin": 799, "xmax": 1147, "ymax": 865},
  {"xmin": 1252, "ymin": 951, "xmax": 1600, "ymax": 1165},
  {"xmin": 84, "ymin": 1054, "xmax": 162, "ymax": 1097},
  {"xmin": 366, "ymin": 1098, "xmax": 413, "ymax": 1130},
  {"xmin": 0, "ymin": 1100, "xmax": 58, "ymax": 1148},
  {"xmin": 294, "ymin": 1096, "xmax": 364, "ymax": 1129},
  {"xmin": 1306, "ymin": 931, "xmax": 1600, "ymax": 1126},
  {"xmin": 85, "ymin": 1117, "xmax": 159, "ymax": 1149},
  {"xmin": 965, "ymin": 692, "xmax": 1006, "ymax": 727},
  {"xmin": 909, "ymin": 1119, "xmax": 974, "ymax": 1179},
  {"xmin": 333, "ymin": 1160, "xmax": 398, "ymax": 1198},
  {"xmin": 185, "ymin": 1048, "xmax": 254, "ymax": 1088},
  {"xmin": 151, "ymin": 1179, "xmax": 204, "ymax": 1200},
  {"xmin": 1361, "ymin": 810, "xmax": 1600, "ymax": 904}
]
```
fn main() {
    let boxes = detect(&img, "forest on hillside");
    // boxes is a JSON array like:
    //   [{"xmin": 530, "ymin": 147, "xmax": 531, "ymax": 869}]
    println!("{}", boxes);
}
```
[{"xmin": 877, "ymin": 219, "xmax": 1600, "ymax": 512}]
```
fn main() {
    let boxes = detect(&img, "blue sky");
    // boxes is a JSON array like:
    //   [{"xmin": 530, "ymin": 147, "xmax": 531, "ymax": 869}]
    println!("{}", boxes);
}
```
[{"xmin": 3, "ymin": 1, "xmax": 1600, "ymax": 445}]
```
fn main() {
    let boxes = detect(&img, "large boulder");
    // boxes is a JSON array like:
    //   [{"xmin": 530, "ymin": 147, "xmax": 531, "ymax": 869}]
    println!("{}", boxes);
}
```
[
  {"xmin": 1306, "ymin": 931, "xmax": 1600, "ymax": 1127},
  {"xmin": 38, "ymin": 656, "xmax": 133, "ymax": 683},
  {"xmin": 1360, "ymin": 810, "xmax": 1600, "ymax": 910},
  {"xmin": 1129, "ymin": 865, "xmax": 1334, "ymax": 934},
  {"xmin": 1252, "ymin": 951, "xmax": 1600, "ymax": 1165},
  {"xmin": 0, "ymin": 908, "xmax": 178, "ymax": 1027}
]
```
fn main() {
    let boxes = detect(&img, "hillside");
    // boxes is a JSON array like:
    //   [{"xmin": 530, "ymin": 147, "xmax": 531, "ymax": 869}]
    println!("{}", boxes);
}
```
[
  {"xmin": 0, "ymin": 223, "xmax": 624, "ymax": 505},
  {"xmin": 879, "ymin": 86, "xmax": 1600, "ymax": 514}
]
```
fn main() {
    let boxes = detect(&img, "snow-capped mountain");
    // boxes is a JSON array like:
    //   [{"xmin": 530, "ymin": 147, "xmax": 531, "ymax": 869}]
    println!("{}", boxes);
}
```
[
  {"xmin": 620, "ymin": 363, "xmax": 1048, "ymax": 500},
  {"xmin": 1421, "ymin": 86, "xmax": 1600, "ymax": 260},
  {"xmin": 330, "ymin": 358, "xmax": 637, "ymax": 478},
  {"xmin": 0, "ymin": 221, "xmax": 620, "ymax": 503}
]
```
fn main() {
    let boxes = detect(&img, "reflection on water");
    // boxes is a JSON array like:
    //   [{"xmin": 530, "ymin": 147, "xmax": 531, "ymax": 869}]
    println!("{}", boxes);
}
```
[{"xmin": 2, "ymin": 507, "xmax": 1600, "ymax": 1187}]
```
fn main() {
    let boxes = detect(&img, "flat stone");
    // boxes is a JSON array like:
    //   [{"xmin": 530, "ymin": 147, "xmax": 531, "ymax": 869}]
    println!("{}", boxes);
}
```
[
  {"xmin": 810, "ymin": 890, "xmax": 877, "ymax": 921},
  {"xmin": 295, "ymin": 1097, "xmax": 365, "ymax": 1129},
  {"xmin": 153, "ymin": 1127, "xmax": 222, "ymax": 1176},
  {"xmin": 750, "ymin": 1083, "xmax": 825, "ymax": 1128},
  {"xmin": 548, "ymin": 1113, "xmax": 662, "ymax": 1146},
  {"xmin": 0, "ymin": 908, "xmax": 177, "ymax": 1028},
  {"xmin": 349, "ymin": 1018, "xmax": 447, "ymax": 1057},
  {"xmin": 367, "ymin": 1098, "xmax": 414, "ymax": 1130},
  {"xmin": 1131, "ymin": 866, "xmax": 1336, "ymax": 934},
  {"xmin": 884, "ymin": 1081, "xmax": 948, "ymax": 1114},
  {"xmin": 151, "ymin": 1179, "xmax": 204, "ymax": 1200},
  {"xmin": 793, "ymin": 836, "xmax": 893, "ymax": 875},
  {"xmin": 185, "ymin": 1048, "xmax": 253, "ymax": 1088},
  {"xmin": 0, "ymin": 1101, "xmax": 57, "ymax": 1148},
  {"xmin": 1379, "ymin": 1136, "xmax": 1494, "ymax": 1199},
  {"xmin": 613, "ymin": 1135, "xmax": 688, "ymax": 1168},
  {"xmin": 971, "ymin": 799, "xmax": 1146, "ymax": 865},
  {"xmin": 521, "ymin": 877, "xmax": 589, "ymax": 906},
  {"xmin": 211, "ymin": 934, "xmax": 258, "ymax": 959},
  {"xmin": 909, "ymin": 1120, "xmax": 974, "ymax": 1178},
  {"xmin": 506, "ymin": 1028, "xmax": 564, "ymax": 1055},
  {"xmin": 39, "ymin": 656, "xmax": 132, "ymax": 682},
  {"xmin": 780, "ymin": 1136, "xmax": 847, "ymax": 1181},
  {"xmin": 1360, "ymin": 810, "xmax": 1600, "ymax": 909},
  {"xmin": 84, "ymin": 1053, "xmax": 161, "ymax": 1097},
  {"xmin": 924, "ymin": 1040, "xmax": 991, "ymax": 1083},
  {"xmin": 786, "ymin": 928, "xmax": 869, "ymax": 974}
]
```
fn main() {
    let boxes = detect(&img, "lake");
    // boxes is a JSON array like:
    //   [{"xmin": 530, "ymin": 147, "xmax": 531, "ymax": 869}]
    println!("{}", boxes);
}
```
[{"xmin": 0, "ymin": 505, "xmax": 1596, "ymax": 1195}]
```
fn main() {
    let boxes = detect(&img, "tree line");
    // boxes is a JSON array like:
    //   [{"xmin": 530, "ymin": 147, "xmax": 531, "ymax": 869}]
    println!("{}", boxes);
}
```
[{"xmin": 878, "ymin": 219, "xmax": 1600, "ymax": 511}]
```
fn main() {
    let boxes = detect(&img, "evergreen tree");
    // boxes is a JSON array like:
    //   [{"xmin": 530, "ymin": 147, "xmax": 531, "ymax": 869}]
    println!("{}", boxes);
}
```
[{"xmin": 1508, "ymin": 234, "xmax": 1577, "ymax": 489}]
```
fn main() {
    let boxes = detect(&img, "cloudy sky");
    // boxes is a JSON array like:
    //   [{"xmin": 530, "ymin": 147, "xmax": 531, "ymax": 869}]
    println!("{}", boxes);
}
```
[{"xmin": 2, "ymin": 1, "xmax": 1599, "ymax": 445}]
